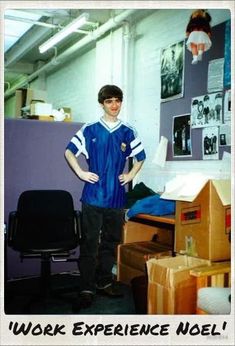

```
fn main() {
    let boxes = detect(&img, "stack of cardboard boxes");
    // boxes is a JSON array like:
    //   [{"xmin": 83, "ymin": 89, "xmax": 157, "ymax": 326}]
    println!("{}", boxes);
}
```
[
  {"xmin": 14, "ymin": 88, "xmax": 72, "ymax": 122},
  {"xmin": 117, "ymin": 221, "xmax": 174, "ymax": 285},
  {"xmin": 147, "ymin": 179, "xmax": 231, "ymax": 314},
  {"xmin": 117, "ymin": 178, "xmax": 231, "ymax": 314},
  {"xmin": 15, "ymin": 88, "xmax": 47, "ymax": 118}
]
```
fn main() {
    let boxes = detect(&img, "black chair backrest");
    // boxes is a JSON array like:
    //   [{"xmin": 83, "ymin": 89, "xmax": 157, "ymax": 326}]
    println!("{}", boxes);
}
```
[{"xmin": 12, "ymin": 190, "xmax": 78, "ymax": 252}]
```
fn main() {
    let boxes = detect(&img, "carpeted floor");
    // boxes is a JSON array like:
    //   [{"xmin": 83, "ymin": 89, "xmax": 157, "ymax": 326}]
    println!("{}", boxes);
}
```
[{"xmin": 4, "ymin": 273, "xmax": 137, "ymax": 315}]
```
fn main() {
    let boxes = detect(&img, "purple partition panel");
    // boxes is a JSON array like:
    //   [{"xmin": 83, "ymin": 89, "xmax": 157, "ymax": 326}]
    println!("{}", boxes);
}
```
[{"xmin": 4, "ymin": 118, "xmax": 86, "ymax": 279}]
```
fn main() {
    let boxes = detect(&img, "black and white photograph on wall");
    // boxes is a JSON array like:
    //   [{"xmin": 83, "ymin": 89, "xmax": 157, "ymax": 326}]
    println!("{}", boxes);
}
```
[
  {"xmin": 160, "ymin": 40, "xmax": 185, "ymax": 102},
  {"xmin": 172, "ymin": 114, "xmax": 191, "ymax": 157},
  {"xmin": 202, "ymin": 126, "xmax": 219, "ymax": 160},
  {"xmin": 219, "ymin": 124, "xmax": 231, "ymax": 146},
  {"xmin": 191, "ymin": 92, "xmax": 223, "ymax": 128}
]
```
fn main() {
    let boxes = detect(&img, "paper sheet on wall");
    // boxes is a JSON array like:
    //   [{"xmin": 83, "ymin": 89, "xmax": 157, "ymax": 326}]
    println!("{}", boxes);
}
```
[
  {"xmin": 152, "ymin": 136, "xmax": 168, "ymax": 167},
  {"xmin": 207, "ymin": 58, "xmax": 224, "ymax": 92}
]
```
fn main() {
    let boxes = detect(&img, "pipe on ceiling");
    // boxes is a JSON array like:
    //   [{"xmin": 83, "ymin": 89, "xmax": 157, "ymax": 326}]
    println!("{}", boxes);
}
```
[{"xmin": 4, "ymin": 9, "xmax": 137, "ymax": 99}]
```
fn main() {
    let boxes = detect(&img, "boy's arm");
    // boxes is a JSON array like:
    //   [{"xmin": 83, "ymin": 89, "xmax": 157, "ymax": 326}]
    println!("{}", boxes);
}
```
[
  {"xmin": 64, "ymin": 149, "xmax": 99, "ymax": 183},
  {"xmin": 119, "ymin": 160, "xmax": 144, "ymax": 186}
]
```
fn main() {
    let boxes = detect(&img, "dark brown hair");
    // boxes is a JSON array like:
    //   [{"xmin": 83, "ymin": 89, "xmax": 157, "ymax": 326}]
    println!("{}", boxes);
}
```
[{"xmin": 98, "ymin": 85, "xmax": 123, "ymax": 104}]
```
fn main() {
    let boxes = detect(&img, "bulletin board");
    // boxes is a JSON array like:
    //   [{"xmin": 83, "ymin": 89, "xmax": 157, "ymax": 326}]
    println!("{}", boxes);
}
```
[{"xmin": 160, "ymin": 20, "xmax": 231, "ymax": 161}]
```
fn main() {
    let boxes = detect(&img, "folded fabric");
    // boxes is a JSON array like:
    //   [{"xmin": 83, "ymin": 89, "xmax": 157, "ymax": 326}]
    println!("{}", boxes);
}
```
[
  {"xmin": 125, "ymin": 182, "xmax": 156, "ymax": 208},
  {"xmin": 125, "ymin": 194, "xmax": 175, "ymax": 220}
]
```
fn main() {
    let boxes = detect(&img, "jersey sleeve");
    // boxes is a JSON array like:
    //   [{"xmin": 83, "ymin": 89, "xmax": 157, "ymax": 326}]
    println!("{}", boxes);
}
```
[
  {"xmin": 66, "ymin": 125, "xmax": 89, "ymax": 158},
  {"xmin": 129, "ymin": 128, "xmax": 146, "ymax": 161}
]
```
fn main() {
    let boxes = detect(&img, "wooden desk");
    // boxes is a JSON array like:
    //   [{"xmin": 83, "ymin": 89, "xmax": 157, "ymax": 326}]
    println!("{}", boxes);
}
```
[
  {"xmin": 128, "ymin": 213, "xmax": 175, "ymax": 251},
  {"xmin": 133, "ymin": 213, "xmax": 175, "ymax": 225}
]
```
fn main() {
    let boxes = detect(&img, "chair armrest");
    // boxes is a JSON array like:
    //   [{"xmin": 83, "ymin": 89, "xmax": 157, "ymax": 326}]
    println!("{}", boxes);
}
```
[{"xmin": 7, "ymin": 211, "xmax": 17, "ymax": 246}]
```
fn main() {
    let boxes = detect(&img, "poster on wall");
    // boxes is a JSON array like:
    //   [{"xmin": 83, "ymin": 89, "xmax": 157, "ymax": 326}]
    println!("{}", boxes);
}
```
[
  {"xmin": 191, "ymin": 92, "xmax": 223, "ymax": 128},
  {"xmin": 172, "ymin": 114, "xmax": 191, "ymax": 157},
  {"xmin": 202, "ymin": 126, "xmax": 219, "ymax": 160},
  {"xmin": 224, "ymin": 19, "xmax": 231, "ymax": 88},
  {"xmin": 160, "ymin": 40, "xmax": 185, "ymax": 102}
]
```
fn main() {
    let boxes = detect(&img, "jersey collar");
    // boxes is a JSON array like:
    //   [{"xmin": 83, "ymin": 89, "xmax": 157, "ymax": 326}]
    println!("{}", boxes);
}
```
[{"xmin": 99, "ymin": 117, "xmax": 122, "ymax": 133}]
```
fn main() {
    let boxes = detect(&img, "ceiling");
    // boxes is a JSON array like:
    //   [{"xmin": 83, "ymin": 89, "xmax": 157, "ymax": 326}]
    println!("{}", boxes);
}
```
[{"xmin": 4, "ymin": 8, "xmax": 143, "ymax": 95}]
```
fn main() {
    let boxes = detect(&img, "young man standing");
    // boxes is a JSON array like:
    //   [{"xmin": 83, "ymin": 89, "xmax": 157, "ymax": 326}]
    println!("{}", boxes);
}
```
[{"xmin": 65, "ymin": 85, "xmax": 146, "ymax": 310}]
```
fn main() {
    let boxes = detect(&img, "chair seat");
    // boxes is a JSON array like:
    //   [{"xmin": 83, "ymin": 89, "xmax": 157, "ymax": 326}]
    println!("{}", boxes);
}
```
[{"xmin": 198, "ymin": 287, "xmax": 231, "ymax": 314}]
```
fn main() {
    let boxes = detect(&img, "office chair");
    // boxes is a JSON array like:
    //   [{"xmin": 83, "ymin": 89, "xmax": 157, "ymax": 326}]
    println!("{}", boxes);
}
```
[{"xmin": 7, "ymin": 190, "xmax": 81, "ymax": 313}]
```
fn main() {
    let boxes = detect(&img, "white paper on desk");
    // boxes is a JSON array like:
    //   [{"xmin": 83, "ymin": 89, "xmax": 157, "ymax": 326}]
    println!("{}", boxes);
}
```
[
  {"xmin": 161, "ymin": 173, "xmax": 209, "ymax": 201},
  {"xmin": 152, "ymin": 136, "xmax": 168, "ymax": 167}
]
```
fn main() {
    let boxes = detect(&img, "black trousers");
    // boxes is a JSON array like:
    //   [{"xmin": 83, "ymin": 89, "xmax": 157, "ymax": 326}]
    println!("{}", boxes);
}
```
[{"xmin": 78, "ymin": 203, "xmax": 124, "ymax": 293}]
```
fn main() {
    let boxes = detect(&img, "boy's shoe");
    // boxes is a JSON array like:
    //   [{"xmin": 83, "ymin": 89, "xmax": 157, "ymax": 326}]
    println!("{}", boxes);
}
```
[
  {"xmin": 72, "ymin": 291, "xmax": 94, "ymax": 312},
  {"xmin": 96, "ymin": 282, "xmax": 123, "ymax": 298}
]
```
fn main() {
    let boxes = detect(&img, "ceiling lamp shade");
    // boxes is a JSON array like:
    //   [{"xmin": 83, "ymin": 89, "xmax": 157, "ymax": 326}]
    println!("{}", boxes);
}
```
[{"xmin": 39, "ymin": 12, "xmax": 89, "ymax": 53}]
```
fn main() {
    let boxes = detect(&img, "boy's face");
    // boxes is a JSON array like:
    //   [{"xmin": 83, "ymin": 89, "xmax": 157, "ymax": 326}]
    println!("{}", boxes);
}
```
[{"xmin": 102, "ymin": 97, "xmax": 122, "ymax": 119}]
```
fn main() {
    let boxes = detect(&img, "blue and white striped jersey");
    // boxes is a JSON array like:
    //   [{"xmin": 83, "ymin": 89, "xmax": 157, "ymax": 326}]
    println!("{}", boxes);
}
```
[{"xmin": 66, "ymin": 118, "xmax": 146, "ymax": 208}]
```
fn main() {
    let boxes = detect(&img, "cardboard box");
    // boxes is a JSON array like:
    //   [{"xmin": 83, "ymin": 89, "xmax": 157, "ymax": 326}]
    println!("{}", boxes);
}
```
[
  {"xmin": 117, "ymin": 241, "xmax": 172, "ymax": 285},
  {"xmin": 174, "ymin": 180, "xmax": 231, "ymax": 261},
  {"xmin": 161, "ymin": 178, "xmax": 231, "ymax": 261},
  {"xmin": 30, "ymin": 102, "xmax": 53, "ymax": 116},
  {"xmin": 26, "ymin": 88, "xmax": 47, "ymax": 106},
  {"xmin": 147, "ymin": 255, "xmax": 211, "ymax": 314},
  {"xmin": 15, "ymin": 89, "xmax": 23, "ymax": 118},
  {"xmin": 117, "ymin": 262, "xmax": 144, "ymax": 285},
  {"xmin": 28, "ymin": 115, "xmax": 54, "ymax": 121}
]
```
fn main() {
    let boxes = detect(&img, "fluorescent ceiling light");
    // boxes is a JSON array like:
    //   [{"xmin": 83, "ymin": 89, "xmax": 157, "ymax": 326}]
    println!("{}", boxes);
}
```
[
  {"xmin": 5, "ymin": 9, "xmax": 42, "ymax": 52},
  {"xmin": 39, "ymin": 12, "xmax": 89, "ymax": 53}
]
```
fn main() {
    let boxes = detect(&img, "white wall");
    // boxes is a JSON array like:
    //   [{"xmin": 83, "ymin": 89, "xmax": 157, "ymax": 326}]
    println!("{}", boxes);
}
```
[
  {"xmin": 4, "ymin": 95, "xmax": 15, "ymax": 118},
  {"xmin": 46, "ymin": 27, "xmax": 124, "ymax": 123},
  {"xmin": 46, "ymin": 49, "xmax": 97, "ymax": 123}
]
